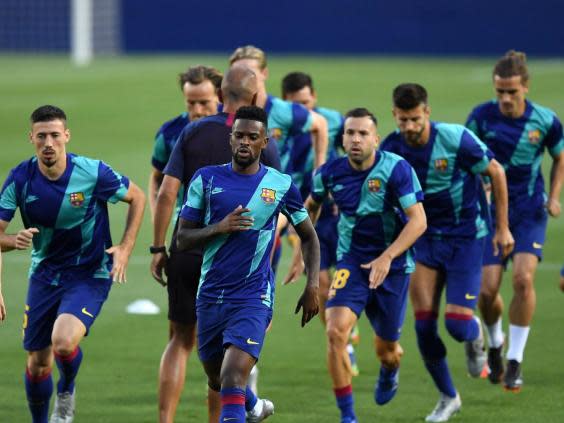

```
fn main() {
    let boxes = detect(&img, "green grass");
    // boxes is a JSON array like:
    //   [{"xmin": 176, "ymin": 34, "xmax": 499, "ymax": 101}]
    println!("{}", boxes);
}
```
[{"xmin": 0, "ymin": 54, "xmax": 563, "ymax": 422}]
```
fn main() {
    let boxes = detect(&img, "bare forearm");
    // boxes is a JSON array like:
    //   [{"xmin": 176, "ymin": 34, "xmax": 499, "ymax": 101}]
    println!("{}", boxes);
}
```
[
  {"xmin": 119, "ymin": 193, "xmax": 146, "ymax": 252},
  {"xmin": 382, "ymin": 214, "xmax": 426, "ymax": 260},
  {"xmin": 148, "ymin": 172, "xmax": 163, "ymax": 222},
  {"xmin": 311, "ymin": 113, "xmax": 328, "ymax": 169},
  {"xmin": 490, "ymin": 168, "xmax": 510, "ymax": 229},
  {"xmin": 176, "ymin": 224, "xmax": 222, "ymax": 251},
  {"xmin": 0, "ymin": 234, "xmax": 17, "ymax": 252},
  {"xmin": 153, "ymin": 191, "xmax": 176, "ymax": 247},
  {"xmin": 305, "ymin": 197, "xmax": 322, "ymax": 225},
  {"xmin": 301, "ymin": 234, "xmax": 320, "ymax": 288},
  {"xmin": 549, "ymin": 156, "xmax": 564, "ymax": 202}
]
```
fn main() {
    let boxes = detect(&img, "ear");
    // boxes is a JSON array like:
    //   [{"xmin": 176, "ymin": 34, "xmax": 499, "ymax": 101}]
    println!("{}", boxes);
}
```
[
  {"xmin": 29, "ymin": 131, "xmax": 33, "ymax": 143},
  {"xmin": 263, "ymin": 67, "xmax": 269, "ymax": 81},
  {"xmin": 262, "ymin": 136, "xmax": 269, "ymax": 149},
  {"xmin": 65, "ymin": 128, "xmax": 71, "ymax": 143}
]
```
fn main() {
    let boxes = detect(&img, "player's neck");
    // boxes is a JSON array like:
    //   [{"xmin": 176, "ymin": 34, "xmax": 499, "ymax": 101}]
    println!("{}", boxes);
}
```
[
  {"xmin": 406, "ymin": 123, "xmax": 431, "ymax": 148},
  {"xmin": 348, "ymin": 151, "xmax": 376, "ymax": 171},
  {"xmin": 232, "ymin": 160, "xmax": 260, "ymax": 175},
  {"xmin": 499, "ymin": 101, "xmax": 527, "ymax": 119},
  {"xmin": 38, "ymin": 154, "xmax": 67, "ymax": 180},
  {"xmin": 255, "ymin": 90, "xmax": 267, "ymax": 108}
]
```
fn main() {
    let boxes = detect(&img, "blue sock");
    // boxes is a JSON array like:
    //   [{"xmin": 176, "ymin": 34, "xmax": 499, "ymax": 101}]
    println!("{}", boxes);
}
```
[
  {"xmin": 415, "ymin": 313, "xmax": 457, "ymax": 398},
  {"xmin": 245, "ymin": 385, "xmax": 257, "ymax": 412},
  {"xmin": 334, "ymin": 385, "xmax": 355, "ymax": 419},
  {"xmin": 54, "ymin": 346, "xmax": 83, "ymax": 394},
  {"xmin": 445, "ymin": 313, "xmax": 479, "ymax": 342},
  {"xmin": 220, "ymin": 387, "xmax": 246, "ymax": 423},
  {"xmin": 25, "ymin": 368, "xmax": 53, "ymax": 423}
]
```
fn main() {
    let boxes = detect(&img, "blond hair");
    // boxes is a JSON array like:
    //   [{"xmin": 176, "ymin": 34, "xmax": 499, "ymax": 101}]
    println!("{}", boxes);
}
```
[{"xmin": 229, "ymin": 45, "xmax": 267, "ymax": 69}]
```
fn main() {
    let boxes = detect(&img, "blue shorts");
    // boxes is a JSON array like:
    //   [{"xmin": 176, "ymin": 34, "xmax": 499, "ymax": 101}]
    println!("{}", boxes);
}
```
[
  {"xmin": 196, "ymin": 302, "xmax": 273, "ymax": 362},
  {"xmin": 414, "ymin": 236, "xmax": 485, "ymax": 309},
  {"xmin": 326, "ymin": 260, "xmax": 410, "ymax": 342},
  {"xmin": 316, "ymin": 214, "xmax": 338, "ymax": 271},
  {"xmin": 23, "ymin": 277, "xmax": 112, "ymax": 351},
  {"xmin": 483, "ymin": 209, "xmax": 547, "ymax": 266}
]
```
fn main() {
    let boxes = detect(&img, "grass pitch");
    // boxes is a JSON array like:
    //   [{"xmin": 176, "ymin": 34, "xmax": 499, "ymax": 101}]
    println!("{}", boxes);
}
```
[{"xmin": 0, "ymin": 54, "xmax": 563, "ymax": 422}]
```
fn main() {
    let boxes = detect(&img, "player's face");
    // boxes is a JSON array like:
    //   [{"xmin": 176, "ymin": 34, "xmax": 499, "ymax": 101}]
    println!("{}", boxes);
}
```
[
  {"xmin": 393, "ymin": 104, "xmax": 430, "ymax": 146},
  {"xmin": 230, "ymin": 119, "xmax": 268, "ymax": 168},
  {"xmin": 284, "ymin": 86, "xmax": 316, "ymax": 110},
  {"xmin": 29, "ymin": 119, "xmax": 70, "ymax": 168},
  {"xmin": 494, "ymin": 75, "xmax": 528, "ymax": 118},
  {"xmin": 183, "ymin": 80, "xmax": 219, "ymax": 120},
  {"xmin": 232, "ymin": 59, "xmax": 268, "ymax": 88},
  {"xmin": 343, "ymin": 116, "xmax": 379, "ymax": 165}
]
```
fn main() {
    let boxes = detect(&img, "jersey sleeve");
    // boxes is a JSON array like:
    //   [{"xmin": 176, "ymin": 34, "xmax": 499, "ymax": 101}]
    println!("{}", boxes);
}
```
[
  {"xmin": 465, "ymin": 109, "xmax": 482, "ymax": 138},
  {"xmin": 151, "ymin": 131, "xmax": 169, "ymax": 172},
  {"xmin": 95, "ymin": 162, "xmax": 130, "ymax": 204},
  {"xmin": 544, "ymin": 115, "xmax": 564, "ymax": 157},
  {"xmin": 281, "ymin": 182, "xmax": 308, "ymax": 227},
  {"xmin": 458, "ymin": 129, "xmax": 493, "ymax": 175},
  {"xmin": 261, "ymin": 139, "xmax": 282, "ymax": 171},
  {"xmin": 310, "ymin": 165, "xmax": 329, "ymax": 203},
  {"xmin": 0, "ymin": 169, "xmax": 19, "ymax": 222},
  {"xmin": 179, "ymin": 170, "xmax": 205, "ymax": 223},
  {"xmin": 290, "ymin": 102, "xmax": 314, "ymax": 135},
  {"xmin": 164, "ymin": 125, "xmax": 193, "ymax": 180},
  {"xmin": 390, "ymin": 159, "xmax": 424, "ymax": 210}
]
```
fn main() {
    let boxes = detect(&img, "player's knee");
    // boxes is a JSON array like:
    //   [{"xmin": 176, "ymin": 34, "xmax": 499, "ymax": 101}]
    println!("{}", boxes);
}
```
[
  {"xmin": 220, "ymin": 370, "xmax": 246, "ymax": 389},
  {"xmin": 207, "ymin": 378, "xmax": 221, "ymax": 392},
  {"xmin": 445, "ymin": 314, "xmax": 478, "ymax": 342},
  {"xmin": 513, "ymin": 271, "xmax": 534, "ymax": 297},
  {"xmin": 325, "ymin": 323, "xmax": 349, "ymax": 349},
  {"xmin": 170, "ymin": 323, "xmax": 196, "ymax": 351},
  {"xmin": 27, "ymin": 354, "xmax": 52, "ymax": 377},
  {"xmin": 51, "ymin": 336, "xmax": 77, "ymax": 357}
]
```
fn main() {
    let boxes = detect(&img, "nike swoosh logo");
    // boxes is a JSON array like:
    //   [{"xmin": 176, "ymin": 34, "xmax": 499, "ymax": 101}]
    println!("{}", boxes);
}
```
[
  {"xmin": 211, "ymin": 188, "xmax": 224, "ymax": 195},
  {"xmin": 465, "ymin": 294, "xmax": 477, "ymax": 300},
  {"xmin": 533, "ymin": 242, "xmax": 543, "ymax": 249},
  {"xmin": 246, "ymin": 338, "xmax": 260, "ymax": 345},
  {"xmin": 223, "ymin": 418, "xmax": 238, "ymax": 421},
  {"xmin": 81, "ymin": 307, "xmax": 94, "ymax": 318},
  {"xmin": 25, "ymin": 195, "xmax": 39, "ymax": 203}
]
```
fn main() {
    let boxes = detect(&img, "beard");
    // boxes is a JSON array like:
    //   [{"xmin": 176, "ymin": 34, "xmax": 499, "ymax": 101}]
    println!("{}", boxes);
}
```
[{"xmin": 233, "ymin": 150, "xmax": 257, "ymax": 168}]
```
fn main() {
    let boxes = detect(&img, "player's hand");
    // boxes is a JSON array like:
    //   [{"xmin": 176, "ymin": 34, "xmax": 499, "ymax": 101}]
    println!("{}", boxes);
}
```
[
  {"xmin": 295, "ymin": 284, "xmax": 319, "ymax": 327},
  {"xmin": 361, "ymin": 253, "xmax": 392, "ymax": 289},
  {"xmin": 106, "ymin": 245, "xmax": 131, "ymax": 284},
  {"xmin": 150, "ymin": 251, "xmax": 168, "ymax": 287},
  {"xmin": 546, "ymin": 198, "xmax": 561, "ymax": 217},
  {"xmin": 217, "ymin": 205, "xmax": 254, "ymax": 234},
  {"xmin": 15, "ymin": 227, "xmax": 39, "ymax": 250},
  {"xmin": 283, "ymin": 242, "xmax": 304, "ymax": 285},
  {"xmin": 492, "ymin": 226, "xmax": 515, "ymax": 258},
  {"xmin": 0, "ymin": 292, "xmax": 6, "ymax": 322}
]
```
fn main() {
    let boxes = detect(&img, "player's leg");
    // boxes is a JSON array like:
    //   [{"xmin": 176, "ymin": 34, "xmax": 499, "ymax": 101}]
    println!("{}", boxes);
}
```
[
  {"xmin": 26, "ymin": 348, "xmax": 55, "ymax": 423},
  {"xmin": 505, "ymin": 252, "xmax": 538, "ymax": 391},
  {"xmin": 201, "ymin": 358, "xmax": 222, "ymax": 423},
  {"xmin": 366, "ymin": 272, "xmax": 409, "ymax": 406},
  {"xmin": 443, "ymin": 237, "xmax": 487, "ymax": 378},
  {"xmin": 158, "ymin": 251, "xmax": 200, "ymax": 423}
]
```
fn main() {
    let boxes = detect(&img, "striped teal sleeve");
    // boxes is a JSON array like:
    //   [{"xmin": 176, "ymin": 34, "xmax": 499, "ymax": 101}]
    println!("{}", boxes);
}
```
[
  {"xmin": 0, "ymin": 170, "xmax": 18, "ymax": 221},
  {"xmin": 151, "ymin": 133, "xmax": 169, "ymax": 171},
  {"xmin": 180, "ymin": 173, "xmax": 205, "ymax": 222}
]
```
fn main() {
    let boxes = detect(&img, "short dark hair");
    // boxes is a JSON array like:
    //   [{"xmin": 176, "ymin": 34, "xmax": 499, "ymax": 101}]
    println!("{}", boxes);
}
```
[
  {"xmin": 30, "ymin": 105, "xmax": 67, "ymax": 125},
  {"xmin": 281, "ymin": 72, "xmax": 314, "ymax": 96},
  {"xmin": 345, "ymin": 107, "xmax": 378, "ymax": 126},
  {"xmin": 493, "ymin": 50, "xmax": 529, "ymax": 84},
  {"xmin": 393, "ymin": 83, "xmax": 428, "ymax": 110},
  {"xmin": 178, "ymin": 65, "xmax": 223, "ymax": 91},
  {"xmin": 234, "ymin": 106, "xmax": 268, "ymax": 130}
]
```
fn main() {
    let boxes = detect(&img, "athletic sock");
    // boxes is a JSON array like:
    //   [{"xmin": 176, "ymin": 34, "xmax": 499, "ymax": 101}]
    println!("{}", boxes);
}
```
[
  {"xmin": 334, "ymin": 384, "xmax": 356, "ymax": 420},
  {"xmin": 445, "ymin": 313, "xmax": 479, "ymax": 342},
  {"xmin": 245, "ymin": 385, "xmax": 258, "ymax": 413},
  {"xmin": 415, "ymin": 312, "xmax": 457, "ymax": 398},
  {"xmin": 54, "ymin": 346, "xmax": 83, "ymax": 394},
  {"xmin": 25, "ymin": 367, "xmax": 53, "ymax": 423},
  {"xmin": 486, "ymin": 318, "xmax": 504, "ymax": 348},
  {"xmin": 220, "ymin": 387, "xmax": 246, "ymax": 423},
  {"xmin": 506, "ymin": 324, "xmax": 530, "ymax": 362}
]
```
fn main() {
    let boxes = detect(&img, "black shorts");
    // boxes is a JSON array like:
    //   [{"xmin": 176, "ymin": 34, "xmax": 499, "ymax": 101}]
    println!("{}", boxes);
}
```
[{"xmin": 166, "ymin": 250, "xmax": 202, "ymax": 325}]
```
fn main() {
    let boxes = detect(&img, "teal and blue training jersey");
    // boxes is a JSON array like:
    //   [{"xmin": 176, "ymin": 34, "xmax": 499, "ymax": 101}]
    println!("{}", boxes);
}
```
[
  {"xmin": 0, "ymin": 154, "xmax": 130, "ymax": 284},
  {"xmin": 466, "ymin": 100, "xmax": 564, "ymax": 217},
  {"xmin": 285, "ymin": 106, "xmax": 344, "ymax": 192},
  {"xmin": 311, "ymin": 151, "xmax": 423, "ymax": 273},
  {"xmin": 264, "ymin": 95, "xmax": 314, "ymax": 171},
  {"xmin": 380, "ymin": 122, "xmax": 492, "ymax": 239},
  {"xmin": 180, "ymin": 163, "xmax": 308, "ymax": 307}
]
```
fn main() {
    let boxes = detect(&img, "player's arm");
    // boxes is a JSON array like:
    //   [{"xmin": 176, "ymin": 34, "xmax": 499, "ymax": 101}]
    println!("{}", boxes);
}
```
[
  {"xmin": 0, "ymin": 249, "xmax": 5, "ymax": 321},
  {"xmin": 292, "ymin": 217, "xmax": 320, "ymax": 327},
  {"xmin": 482, "ymin": 159, "xmax": 514, "ymax": 258},
  {"xmin": 547, "ymin": 150, "xmax": 564, "ymax": 217},
  {"xmin": 106, "ymin": 181, "xmax": 146, "ymax": 283},
  {"xmin": 309, "ymin": 111, "xmax": 329, "ymax": 169},
  {"xmin": 148, "ymin": 168, "xmax": 164, "ymax": 222},
  {"xmin": 176, "ymin": 205, "xmax": 254, "ymax": 251},
  {"xmin": 361, "ymin": 202, "xmax": 427, "ymax": 288},
  {"xmin": 0, "ymin": 220, "xmax": 39, "ymax": 252}
]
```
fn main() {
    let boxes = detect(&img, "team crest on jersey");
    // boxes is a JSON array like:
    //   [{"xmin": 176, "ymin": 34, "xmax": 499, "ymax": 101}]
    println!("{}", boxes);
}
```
[
  {"xmin": 367, "ymin": 178, "xmax": 381, "ymax": 193},
  {"xmin": 528, "ymin": 129, "xmax": 541, "ymax": 144},
  {"xmin": 261, "ymin": 188, "xmax": 276, "ymax": 204},
  {"xmin": 69, "ymin": 192, "xmax": 85, "ymax": 207},
  {"xmin": 269, "ymin": 128, "xmax": 283, "ymax": 141},
  {"xmin": 434, "ymin": 159, "xmax": 448, "ymax": 171}
]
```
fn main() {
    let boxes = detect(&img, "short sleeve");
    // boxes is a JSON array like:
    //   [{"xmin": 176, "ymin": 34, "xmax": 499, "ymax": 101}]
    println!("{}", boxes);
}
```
[
  {"xmin": 281, "ymin": 182, "xmax": 308, "ymax": 227},
  {"xmin": 458, "ymin": 129, "xmax": 493, "ymax": 175},
  {"xmin": 151, "ymin": 132, "xmax": 169, "ymax": 171},
  {"xmin": 390, "ymin": 160, "xmax": 424, "ymax": 210},
  {"xmin": 95, "ymin": 162, "xmax": 130, "ymax": 204},
  {"xmin": 465, "ymin": 109, "xmax": 482, "ymax": 138},
  {"xmin": 164, "ymin": 123, "xmax": 197, "ymax": 180},
  {"xmin": 310, "ymin": 165, "xmax": 328, "ymax": 203},
  {"xmin": 0, "ymin": 169, "xmax": 19, "ymax": 222},
  {"xmin": 290, "ymin": 103, "xmax": 314, "ymax": 135},
  {"xmin": 545, "ymin": 115, "xmax": 564, "ymax": 157},
  {"xmin": 179, "ymin": 170, "xmax": 205, "ymax": 223}
]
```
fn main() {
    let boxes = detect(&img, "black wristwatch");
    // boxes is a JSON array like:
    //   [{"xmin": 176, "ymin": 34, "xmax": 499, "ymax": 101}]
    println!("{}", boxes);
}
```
[{"xmin": 149, "ymin": 245, "xmax": 167, "ymax": 254}]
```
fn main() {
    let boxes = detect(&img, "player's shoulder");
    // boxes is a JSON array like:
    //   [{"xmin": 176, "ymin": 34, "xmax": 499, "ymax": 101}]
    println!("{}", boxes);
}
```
[
  {"xmin": 70, "ymin": 154, "xmax": 103, "ymax": 175},
  {"xmin": 469, "ymin": 100, "xmax": 498, "ymax": 120},
  {"xmin": 434, "ymin": 121, "xmax": 471, "ymax": 141},
  {"xmin": 269, "ymin": 95, "xmax": 308, "ymax": 116},
  {"xmin": 157, "ymin": 112, "xmax": 190, "ymax": 138},
  {"xmin": 315, "ymin": 106, "xmax": 343, "ymax": 128},
  {"xmin": 529, "ymin": 100, "xmax": 560, "ymax": 127},
  {"xmin": 318, "ymin": 155, "xmax": 348, "ymax": 175},
  {"xmin": 380, "ymin": 129, "xmax": 403, "ymax": 151},
  {"xmin": 379, "ymin": 150, "xmax": 407, "ymax": 165},
  {"xmin": 263, "ymin": 165, "xmax": 293, "ymax": 184},
  {"xmin": 5, "ymin": 157, "xmax": 38, "ymax": 186}
]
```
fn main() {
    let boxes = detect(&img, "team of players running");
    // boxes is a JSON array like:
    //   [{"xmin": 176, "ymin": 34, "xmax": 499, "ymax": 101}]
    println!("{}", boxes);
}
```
[{"xmin": 0, "ymin": 47, "xmax": 562, "ymax": 423}]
